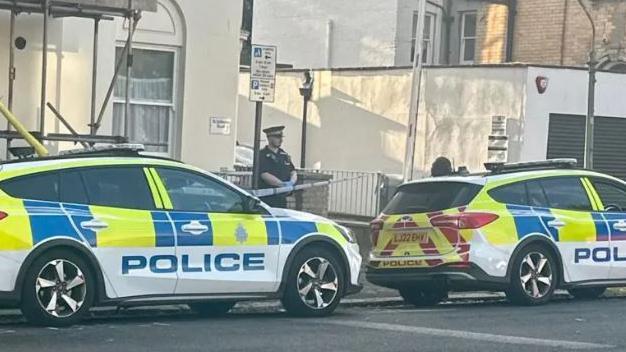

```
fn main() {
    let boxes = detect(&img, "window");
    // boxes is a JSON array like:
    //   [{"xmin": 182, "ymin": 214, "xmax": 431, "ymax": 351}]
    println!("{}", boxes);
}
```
[
  {"xmin": 591, "ymin": 179, "xmax": 626, "ymax": 211},
  {"xmin": 60, "ymin": 171, "xmax": 89, "ymax": 205},
  {"xmin": 526, "ymin": 181, "xmax": 549, "ymax": 207},
  {"xmin": 156, "ymin": 168, "xmax": 246, "ymax": 213},
  {"xmin": 384, "ymin": 182, "xmax": 482, "ymax": 215},
  {"xmin": 460, "ymin": 12, "xmax": 477, "ymax": 64},
  {"xmin": 540, "ymin": 178, "xmax": 592, "ymax": 211},
  {"xmin": 411, "ymin": 12, "xmax": 436, "ymax": 64},
  {"xmin": 113, "ymin": 47, "xmax": 176, "ymax": 153},
  {"xmin": 81, "ymin": 167, "xmax": 154, "ymax": 210},
  {"xmin": 489, "ymin": 182, "xmax": 527, "ymax": 205},
  {"xmin": 0, "ymin": 172, "xmax": 59, "ymax": 202}
]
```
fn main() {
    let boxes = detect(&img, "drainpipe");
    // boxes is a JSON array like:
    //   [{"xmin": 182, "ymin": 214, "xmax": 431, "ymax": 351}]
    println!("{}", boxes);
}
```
[{"xmin": 505, "ymin": 0, "xmax": 517, "ymax": 62}]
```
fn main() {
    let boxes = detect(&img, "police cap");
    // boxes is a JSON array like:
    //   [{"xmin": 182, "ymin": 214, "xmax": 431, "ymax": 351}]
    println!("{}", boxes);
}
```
[{"xmin": 263, "ymin": 126, "xmax": 285, "ymax": 137}]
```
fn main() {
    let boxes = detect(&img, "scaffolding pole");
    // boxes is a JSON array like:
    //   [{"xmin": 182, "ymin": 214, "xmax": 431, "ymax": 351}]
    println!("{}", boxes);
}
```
[
  {"xmin": 124, "ymin": 13, "xmax": 134, "ymax": 137},
  {"xmin": 90, "ymin": 17, "xmax": 100, "ymax": 135},
  {"xmin": 39, "ymin": 0, "xmax": 49, "ymax": 136}
]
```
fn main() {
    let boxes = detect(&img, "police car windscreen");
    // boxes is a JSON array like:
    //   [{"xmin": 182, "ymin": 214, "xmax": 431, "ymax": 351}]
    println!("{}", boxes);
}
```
[{"xmin": 383, "ymin": 182, "xmax": 482, "ymax": 215}]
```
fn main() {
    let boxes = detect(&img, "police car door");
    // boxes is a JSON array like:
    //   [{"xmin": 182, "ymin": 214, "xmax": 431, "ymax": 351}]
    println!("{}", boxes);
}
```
[
  {"xmin": 151, "ymin": 167, "xmax": 279, "ymax": 295},
  {"xmin": 70, "ymin": 167, "xmax": 177, "ymax": 298},
  {"xmin": 587, "ymin": 177, "xmax": 626, "ymax": 280}
]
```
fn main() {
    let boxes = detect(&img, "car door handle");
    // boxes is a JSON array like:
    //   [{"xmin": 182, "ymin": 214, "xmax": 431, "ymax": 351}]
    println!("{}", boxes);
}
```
[
  {"xmin": 80, "ymin": 219, "xmax": 109, "ymax": 231},
  {"xmin": 547, "ymin": 219, "xmax": 565, "ymax": 228},
  {"xmin": 613, "ymin": 221, "xmax": 626, "ymax": 232},
  {"xmin": 181, "ymin": 221, "xmax": 209, "ymax": 235}
]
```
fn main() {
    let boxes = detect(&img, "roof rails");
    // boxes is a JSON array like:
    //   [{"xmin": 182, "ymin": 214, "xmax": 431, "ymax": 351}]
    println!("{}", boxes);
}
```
[{"xmin": 485, "ymin": 159, "xmax": 578, "ymax": 174}]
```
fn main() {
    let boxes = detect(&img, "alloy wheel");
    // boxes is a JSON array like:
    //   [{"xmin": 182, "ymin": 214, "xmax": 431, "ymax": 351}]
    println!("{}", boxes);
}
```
[
  {"xmin": 519, "ymin": 252, "xmax": 552, "ymax": 299},
  {"xmin": 35, "ymin": 259, "xmax": 87, "ymax": 318},
  {"xmin": 296, "ymin": 257, "xmax": 339, "ymax": 309}
]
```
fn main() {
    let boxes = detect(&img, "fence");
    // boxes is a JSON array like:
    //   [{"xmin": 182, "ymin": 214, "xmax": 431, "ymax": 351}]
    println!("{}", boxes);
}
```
[{"xmin": 214, "ymin": 168, "xmax": 393, "ymax": 219}]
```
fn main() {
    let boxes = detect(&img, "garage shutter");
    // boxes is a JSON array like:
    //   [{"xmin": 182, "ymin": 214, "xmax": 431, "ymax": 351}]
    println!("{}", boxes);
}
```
[
  {"xmin": 546, "ymin": 114, "xmax": 585, "ymax": 168},
  {"xmin": 547, "ymin": 114, "xmax": 626, "ymax": 180}
]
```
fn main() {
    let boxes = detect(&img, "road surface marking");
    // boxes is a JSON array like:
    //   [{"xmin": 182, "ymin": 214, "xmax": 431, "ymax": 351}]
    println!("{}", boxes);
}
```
[{"xmin": 318, "ymin": 320, "xmax": 614, "ymax": 350}]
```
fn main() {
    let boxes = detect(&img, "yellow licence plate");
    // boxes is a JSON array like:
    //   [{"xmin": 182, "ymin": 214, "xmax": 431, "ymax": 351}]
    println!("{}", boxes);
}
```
[{"xmin": 391, "ymin": 231, "xmax": 429, "ymax": 244}]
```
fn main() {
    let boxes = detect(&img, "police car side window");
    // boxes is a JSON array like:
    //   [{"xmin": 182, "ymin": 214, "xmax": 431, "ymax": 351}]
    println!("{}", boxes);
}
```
[
  {"xmin": 0, "ymin": 172, "xmax": 59, "ymax": 202},
  {"xmin": 156, "ymin": 168, "xmax": 246, "ymax": 213},
  {"xmin": 80, "ymin": 167, "xmax": 154, "ymax": 210},
  {"xmin": 539, "ymin": 177, "xmax": 592, "ymax": 211},
  {"xmin": 60, "ymin": 171, "xmax": 89, "ymax": 205},
  {"xmin": 591, "ymin": 179, "xmax": 626, "ymax": 211},
  {"xmin": 525, "ymin": 181, "xmax": 549, "ymax": 207},
  {"xmin": 488, "ymin": 182, "xmax": 527, "ymax": 205}
]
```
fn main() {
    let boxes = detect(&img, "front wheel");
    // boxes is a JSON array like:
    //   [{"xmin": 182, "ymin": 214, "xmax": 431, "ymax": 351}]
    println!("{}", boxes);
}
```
[
  {"xmin": 281, "ymin": 247, "xmax": 344, "ymax": 317},
  {"xmin": 506, "ymin": 244, "xmax": 558, "ymax": 306},
  {"xmin": 569, "ymin": 287, "xmax": 606, "ymax": 300},
  {"xmin": 20, "ymin": 249, "xmax": 95, "ymax": 327}
]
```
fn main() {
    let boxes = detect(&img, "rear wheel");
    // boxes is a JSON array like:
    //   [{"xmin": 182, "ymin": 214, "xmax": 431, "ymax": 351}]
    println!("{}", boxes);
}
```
[
  {"xmin": 568, "ymin": 287, "xmax": 606, "ymax": 300},
  {"xmin": 281, "ymin": 247, "xmax": 344, "ymax": 317},
  {"xmin": 21, "ymin": 249, "xmax": 94, "ymax": 327},
  {"xmin": 189, "ymin": 302, "xmax": 236, "ymax": 317},
  {"xmin": 506, "ymin": 244, "xmax": 557, "ymax": 306},
  {"xmin": 399, "ymin": 287, "xmax": 447, "ymax": 307}
]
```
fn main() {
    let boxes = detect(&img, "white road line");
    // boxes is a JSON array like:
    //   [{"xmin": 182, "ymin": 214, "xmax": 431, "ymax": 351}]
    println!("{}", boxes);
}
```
[
  {"xmin": 367, "ymin": 308, "xmax": 456, "ymax": 314},
  {"xmin": 318, "ymin": 320, "xmax": 615, "ymax": 350}
]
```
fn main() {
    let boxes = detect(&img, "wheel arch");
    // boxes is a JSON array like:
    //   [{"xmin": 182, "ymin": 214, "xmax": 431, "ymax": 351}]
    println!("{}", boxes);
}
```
[
  {"xmin": 277, "ymin": 234, "xmax": 351, "ymax": 296},
  {"xmin": 506, "ymin": 234, "xmax": 565, "ymax": 286},
  {"xmin": 15, "ymin": 238, "xmax": 108, "ymax": 304}
]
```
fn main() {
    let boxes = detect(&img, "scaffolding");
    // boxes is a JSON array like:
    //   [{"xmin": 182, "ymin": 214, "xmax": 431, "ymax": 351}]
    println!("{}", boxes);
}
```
[{"xmin": 0, "ymin": 0, "xmax": 157, "ymax": 157}]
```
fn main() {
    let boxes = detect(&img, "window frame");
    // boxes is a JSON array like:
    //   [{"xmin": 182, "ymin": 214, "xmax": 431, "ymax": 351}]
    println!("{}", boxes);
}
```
[
  {"xmin": 411, "ymin": 11, "xmax": 437, "ymax": 64},
  {"xmin": 112, "ymin": 44, "xmax": 179, "ymax": 156},
  {"xmin": 459, "ymin": 11, "xmax": 477, "ymax": 65},
  {"xmin": 152, "ymin": 166, "xmax": 268, "ymax": 215}
]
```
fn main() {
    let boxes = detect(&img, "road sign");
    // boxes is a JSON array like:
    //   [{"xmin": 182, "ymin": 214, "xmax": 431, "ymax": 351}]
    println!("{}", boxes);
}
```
[{"xmin": 249, "ymin": 45, "xmax": 277, "ymax": 103}]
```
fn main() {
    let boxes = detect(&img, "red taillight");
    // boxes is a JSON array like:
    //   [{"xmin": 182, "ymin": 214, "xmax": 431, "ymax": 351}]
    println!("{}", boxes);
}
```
[
  {"xmin": 0, "ymin": 212, "xmax": 8, "ymax": 221},
  {"xmin": 370, "ymin": 218, "xmax": 384, "ymax": 246},
  {"xmin": 430, "ymin": 212, "xmax": 498, "ymax": 230}
]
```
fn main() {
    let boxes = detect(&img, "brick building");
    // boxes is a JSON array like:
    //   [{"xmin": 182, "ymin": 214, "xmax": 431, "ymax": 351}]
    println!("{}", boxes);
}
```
[{"xmin": 476, "ymin": 0, "xmax": 626, "ymax": 71}]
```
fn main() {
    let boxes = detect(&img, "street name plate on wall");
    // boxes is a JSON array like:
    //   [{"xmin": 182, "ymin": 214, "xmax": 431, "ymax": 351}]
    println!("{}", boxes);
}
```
[
  {"xmin": 210, "ymin": 117, "xmax": 231, "ymax": 135},
  {"xmin": 249, "ymin": 44, "xmax": 277, "ymax": 103}
]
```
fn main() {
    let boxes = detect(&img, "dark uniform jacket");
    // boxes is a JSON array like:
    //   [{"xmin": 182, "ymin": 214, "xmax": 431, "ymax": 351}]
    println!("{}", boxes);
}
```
[{"xmin": 258, "ymin": 146, "xmax": 295, "ymax": 208}]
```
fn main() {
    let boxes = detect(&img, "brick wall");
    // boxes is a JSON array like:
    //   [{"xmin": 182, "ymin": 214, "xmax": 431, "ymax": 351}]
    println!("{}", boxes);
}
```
[
  {"xmin": 476, "ymin": 0, "xmax": 626, "ymax": 67},
  {"xmin": 476, "ymin": 3, "xmax": 509, "ymax": 64}
]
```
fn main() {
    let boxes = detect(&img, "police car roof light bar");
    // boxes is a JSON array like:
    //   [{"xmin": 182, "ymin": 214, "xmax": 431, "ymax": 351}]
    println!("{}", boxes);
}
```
[
  {"xmin": 485, "ymin": 158, "xmax": 578, "ymax": 173},
  {"xmin": 59, "ymin": 143, "xmax": 145, "ymax": 156}
]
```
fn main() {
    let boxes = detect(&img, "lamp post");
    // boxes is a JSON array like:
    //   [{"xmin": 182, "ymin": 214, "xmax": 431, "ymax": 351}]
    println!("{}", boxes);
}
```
[
  {"xmin": 577, "ymin": 0, "xmax": 597, "ymax": 169},
  {"xmin": 299, "ymin": 70, "xmax": 314, "ymax": 169}
]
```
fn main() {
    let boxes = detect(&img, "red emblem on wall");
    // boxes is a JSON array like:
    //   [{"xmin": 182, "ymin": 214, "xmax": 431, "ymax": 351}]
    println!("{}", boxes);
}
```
[{"xmin": 536, "ymin": 76, "xmax": 549, "ymax": 94}]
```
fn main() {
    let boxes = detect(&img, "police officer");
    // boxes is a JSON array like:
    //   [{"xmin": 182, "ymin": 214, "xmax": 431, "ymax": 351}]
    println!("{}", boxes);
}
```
[{"xmin": 258, "ymin": 126, "xmax": 297, "ymax": 208}]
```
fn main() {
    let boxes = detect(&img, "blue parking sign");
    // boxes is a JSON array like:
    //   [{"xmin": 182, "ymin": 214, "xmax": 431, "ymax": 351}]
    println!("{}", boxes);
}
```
[
  {"xmin": 254, "ymin": 48, "xmax": 262, "ymax": 57},
  {"xmin": 251, "ymin": 80, "xmax": 260, "ymax": 89}
]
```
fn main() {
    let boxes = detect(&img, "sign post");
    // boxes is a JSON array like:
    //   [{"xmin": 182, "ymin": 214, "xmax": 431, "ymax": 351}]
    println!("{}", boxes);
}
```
[{"xmin": 249, "ymin": 44, "xmax": 277, "ymax": 189}]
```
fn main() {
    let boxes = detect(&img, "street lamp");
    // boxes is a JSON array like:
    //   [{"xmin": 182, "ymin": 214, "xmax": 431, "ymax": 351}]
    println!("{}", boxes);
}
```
[
  {"xmin": 577, "ymin": 0, "xmax": 597, "ymax": 169},
  {"xmin": 299, "ymin": 70, "xmax": 314, "ymax": 169}
]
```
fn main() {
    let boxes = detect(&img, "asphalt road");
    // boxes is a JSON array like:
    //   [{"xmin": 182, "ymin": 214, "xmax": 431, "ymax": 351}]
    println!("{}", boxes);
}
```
[{"xmin": 1, "ymin": 296, "xmax": 625, "ymax": 352}]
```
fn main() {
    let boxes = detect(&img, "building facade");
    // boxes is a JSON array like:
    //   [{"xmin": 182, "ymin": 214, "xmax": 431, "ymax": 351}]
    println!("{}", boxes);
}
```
[
  {"xmin": 252, "ymin": 0, "xmax": 482, "ymax": 69},
  {"xmin": 0, "ymin": 0, "xmax": 244, "ymax": 171}
]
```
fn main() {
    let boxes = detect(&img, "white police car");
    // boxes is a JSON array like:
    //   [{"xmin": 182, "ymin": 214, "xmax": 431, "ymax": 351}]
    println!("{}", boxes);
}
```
[{"xmin": 0, "ymin": 146, "xmax": 362, "ymax": 326}]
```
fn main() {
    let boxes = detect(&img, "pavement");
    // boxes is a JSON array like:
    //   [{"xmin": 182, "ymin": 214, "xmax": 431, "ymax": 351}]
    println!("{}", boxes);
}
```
[{"xmin": 2, "ymin": 284, "xmax": 626, "ymax": 351}]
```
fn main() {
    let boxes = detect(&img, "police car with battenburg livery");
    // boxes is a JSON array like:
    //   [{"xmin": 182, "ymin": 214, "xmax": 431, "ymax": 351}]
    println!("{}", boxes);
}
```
[
  {"xmin": 0, "ymin": 145, "xmax": 361, "ymax": 326},
  {"xmin": 367, "ymin": 159, "xmax": 626, "ymax": 306}
]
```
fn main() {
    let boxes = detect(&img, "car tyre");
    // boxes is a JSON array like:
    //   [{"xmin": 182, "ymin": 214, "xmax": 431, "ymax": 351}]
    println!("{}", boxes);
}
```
[
  {"xmin": 568, "ymin": 287, "xmax": 606, "ymax": 300},
  {"xmin": 399, "ymin": 287, "xmax": 447, "ymax": 307},
  {"xmin": 21, "ymin": 249, "xmax": 95, "ymax": 327},
  {"xmin": 189, "ymin": 302, "xmax": 236, "ymax": 317},
  {"xmin": 506, "ymin": 244, "xmax": 557, "ymax": 306},
  {"xmin": 281, "ymin": 246, "xmax": 344, "ymax": 317}
]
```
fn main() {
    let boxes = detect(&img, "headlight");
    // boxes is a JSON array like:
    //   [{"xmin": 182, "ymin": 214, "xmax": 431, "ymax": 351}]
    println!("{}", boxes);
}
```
[{"xmin": 334, "ymin": 225, "xmax": 356, "ymax": 243}]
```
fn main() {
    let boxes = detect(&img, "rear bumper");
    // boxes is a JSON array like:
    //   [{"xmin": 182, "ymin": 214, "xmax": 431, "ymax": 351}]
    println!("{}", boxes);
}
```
[{"xmin": 365, "ymin": 263, "xmax": 508, "ymax": 291}]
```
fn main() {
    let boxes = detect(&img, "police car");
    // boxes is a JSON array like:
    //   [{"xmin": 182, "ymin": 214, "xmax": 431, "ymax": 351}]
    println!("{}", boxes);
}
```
[
  {"xmin": 0, "ymin": 145, "xmax": 362, "ymax": 326},
  {"xmin": 367, "ymin": 159, "xmax": 626, "ymax": 306}
]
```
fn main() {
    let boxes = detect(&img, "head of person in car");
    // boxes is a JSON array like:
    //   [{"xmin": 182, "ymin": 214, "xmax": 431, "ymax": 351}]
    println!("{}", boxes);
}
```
[{"xmin": 431, "ymin": 157, "xmax": 453, "ymax": 177}]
